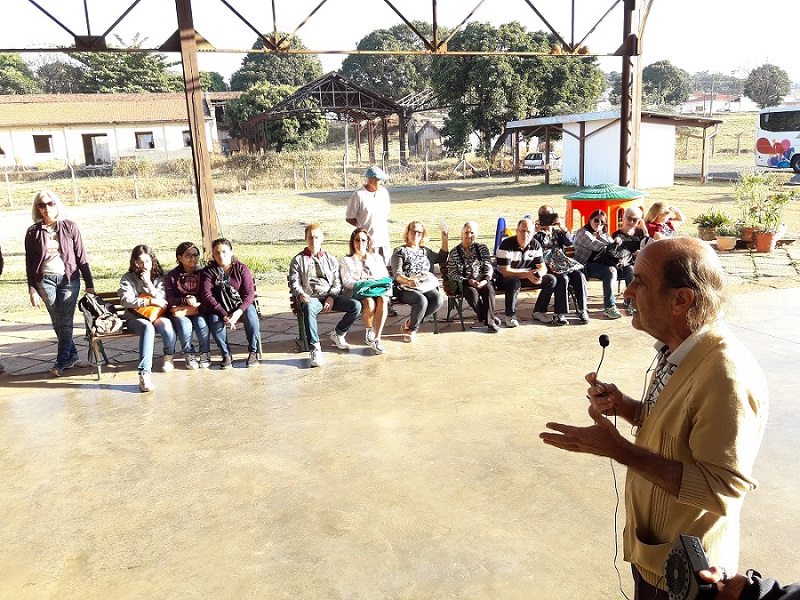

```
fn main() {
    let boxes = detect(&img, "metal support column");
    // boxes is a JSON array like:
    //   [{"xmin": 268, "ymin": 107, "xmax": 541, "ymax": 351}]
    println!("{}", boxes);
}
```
[{"xmin": 175, "ymin": 0, "xmax": 218, "ymax": 256}]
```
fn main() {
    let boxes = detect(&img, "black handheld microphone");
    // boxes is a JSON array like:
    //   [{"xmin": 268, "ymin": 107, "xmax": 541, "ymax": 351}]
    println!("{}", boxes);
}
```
[{"xmin": 596, "ymin": 334, "xmax": 610, "ymax": 378}]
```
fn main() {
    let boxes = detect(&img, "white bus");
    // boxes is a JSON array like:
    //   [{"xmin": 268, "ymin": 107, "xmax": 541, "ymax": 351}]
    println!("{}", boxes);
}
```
[{"xmin": 755, "ymin": 106, "xmax": 800, "ymax": 173}]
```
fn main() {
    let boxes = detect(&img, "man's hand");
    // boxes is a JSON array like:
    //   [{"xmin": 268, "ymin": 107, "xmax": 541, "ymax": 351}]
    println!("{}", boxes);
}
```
[
  {"xmin": 585, "ymin": 372, "xmax": 638, "ymax": 423},
  {"xmin": 699, "ymin": 567, "xmax": 749, "ymax": 600},
  {"xmin": 539, "ymin": 404, "xmax": 628, "ymax": 460},
  {"xmin": 322, "ymin": 296, "xmax": 334, "ymax": 313}
]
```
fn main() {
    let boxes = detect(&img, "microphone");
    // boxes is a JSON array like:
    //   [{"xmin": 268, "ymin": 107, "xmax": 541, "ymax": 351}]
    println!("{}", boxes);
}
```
[{"xmin": 596, "ymin": 334, "xmax": 610, "ymax": 378}]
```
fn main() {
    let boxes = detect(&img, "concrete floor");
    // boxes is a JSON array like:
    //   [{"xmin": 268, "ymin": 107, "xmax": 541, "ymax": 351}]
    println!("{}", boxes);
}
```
[{"xmin": 0, "ymin": 287, "xmax": 798, "ymax": 599}]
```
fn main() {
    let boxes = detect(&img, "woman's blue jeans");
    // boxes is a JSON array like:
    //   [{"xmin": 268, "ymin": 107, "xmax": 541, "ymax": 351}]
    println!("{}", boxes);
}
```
[
  {"xmin": 126, "ymin": 316, "xmax": 177, "ymax": 375},
  {"xmin": 301, "ymin": 296, "xmax": 361, "ymax": 346},
  {"xmin": 208, "ymin": 304, "xmax": 260, "ymax": 355},
  {"xmin": 170, "ymin": 313, "xmax": 211, "ymax": 355},
  {"xmin": 584, "ymin": 263, "xmax": 634, "ymax": 308},
  {"xmin": 37, "ymin": 274, "xmax": 81, "ymax": 369}
]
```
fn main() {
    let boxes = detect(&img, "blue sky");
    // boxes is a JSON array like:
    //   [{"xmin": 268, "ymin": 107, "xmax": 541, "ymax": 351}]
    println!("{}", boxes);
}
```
[{"xmin": 3, "ymin": 0, "xmax": 798, "ymax": 88}]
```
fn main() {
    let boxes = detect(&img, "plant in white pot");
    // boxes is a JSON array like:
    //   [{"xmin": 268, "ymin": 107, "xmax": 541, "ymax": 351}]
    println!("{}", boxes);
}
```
[
  {"xmin": 714, "ymin": 223, "xmax": 739, "ymax": 251},
  {"xmin": 692, "ymin": 209, "xmax": 734, "ymax": 241}
]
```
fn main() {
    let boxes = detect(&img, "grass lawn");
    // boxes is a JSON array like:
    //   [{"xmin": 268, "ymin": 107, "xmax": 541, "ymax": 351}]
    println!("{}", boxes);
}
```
[{"xmin": 2, "ymin": 176, "xmax": 798, "ymax": 316}]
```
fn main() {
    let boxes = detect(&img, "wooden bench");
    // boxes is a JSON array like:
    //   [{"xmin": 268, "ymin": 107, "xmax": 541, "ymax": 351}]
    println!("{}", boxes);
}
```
[{"xmin": 84, "ymin": 291, "xmax": 263, "ymax": 379}]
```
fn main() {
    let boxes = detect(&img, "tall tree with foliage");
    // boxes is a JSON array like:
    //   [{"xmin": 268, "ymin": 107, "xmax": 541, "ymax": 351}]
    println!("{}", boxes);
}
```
[
  {"xmin": 225, "ymin": 81, "xmax": 328, "ymax": 151},
  {"xmin": 340, "ymin": 22, "xmax": 448, "ymax": 99},
  {"xmin": 744, "ymin": 64, "xmax": 791, "ymax": 108},
  {"xmin": 229, "ymin": 35, "xmax": 322, "ymax": 91},
  {"xmin": 28, "ymin": 54, "xmax": 84, "ymax": 93},
  {"xmin": 641, "ymin": 60, "xmax": 689, "ymax": 106},
  {"xmin": 72, "ymin": 34, "xmax": 183, "ymax": 93},
  {"xmin": 0, "ymin": 53, "xmax": 43, "ymax": 94},
  {"xmin": 200, "ymin": 71, "xmax": 228, "ymax": 92},
  {"xmin": 431, "ymin": 21, "xmax": 602, "ymax": 157}
]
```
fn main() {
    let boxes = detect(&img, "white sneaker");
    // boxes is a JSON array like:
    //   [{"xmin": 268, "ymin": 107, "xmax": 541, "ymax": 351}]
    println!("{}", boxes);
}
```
[
  {"xmin": 551, "ymin": 314, "xmax": 568, "ymax": 326},
  {"xmin": 139, "ymin": 372, "xmax": 156, "ymax": 392},
  {"xmin": 365, "ymin": 328, "xmax": 375, "ymax": 345},
  {"xmin": 505, "ymin": 315, "xmax": 519, "ymax": 328},
  {"xmin": 309, "ymin": 348, "xmax": 324, "ymax": 367},
  {"xmin": 372, "ymin": 339, "xmax": 385, "ymax": 355},
  {"xmin": 186, "ymin": 354, "xmax": 200, "ymax": 370},
  {"xmin": 329, "ymin": 329, "xmax": 351, "ymax": 350},
  {"xmin": 199, "ymin": 352, "xmax": 212, "ymax": 369},
  {"xmin": 162, "ymin": 355, "xmax": 175, "ymax": 372},
  {"xmin": 533, "ymin": 311, "xmax": 551, "ymax": 323}
]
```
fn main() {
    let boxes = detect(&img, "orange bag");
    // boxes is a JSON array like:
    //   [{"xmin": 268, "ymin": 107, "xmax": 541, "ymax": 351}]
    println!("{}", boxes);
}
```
[{"xmin": 134, "ymin": 294, "xmax": 166, "ymax": 322}]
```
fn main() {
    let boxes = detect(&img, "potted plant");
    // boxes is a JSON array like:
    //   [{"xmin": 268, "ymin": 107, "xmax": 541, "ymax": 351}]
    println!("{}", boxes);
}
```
[
  {"xmin": 714, "ymin": 223, "xmax": 739, "ymax": 251},
  {"xmin": 734, "ymin": 171, "xmax": 796, "ymax": 252},
  {"xmin": 692, "ymin": 209, "xmax": 734, "ymax": 241},
  {"xmin": 752, "ymin": 192, "xmax": 795, "ymax": 252}
]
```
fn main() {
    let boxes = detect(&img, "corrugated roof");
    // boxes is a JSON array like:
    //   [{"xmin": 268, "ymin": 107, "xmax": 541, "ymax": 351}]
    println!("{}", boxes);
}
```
[{"xmin": 0, "ymin": 93, "xmax": 203, "ymax": 127}]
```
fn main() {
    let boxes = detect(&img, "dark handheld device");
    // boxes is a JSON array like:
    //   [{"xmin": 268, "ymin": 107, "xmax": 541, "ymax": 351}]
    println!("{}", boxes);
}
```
[
  {"xmin": 538, "ymin": 212, "xmax": 559, "ymax": 226},
  {"xmin": 664, "ymin": 535, "xmax": 718, "ymax": 600}
]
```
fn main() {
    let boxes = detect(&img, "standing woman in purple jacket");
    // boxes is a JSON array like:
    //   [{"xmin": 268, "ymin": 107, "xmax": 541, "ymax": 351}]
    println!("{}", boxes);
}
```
[{"xmin": 25, "ymin": 190, "xmax": 95, "ymax": 376}]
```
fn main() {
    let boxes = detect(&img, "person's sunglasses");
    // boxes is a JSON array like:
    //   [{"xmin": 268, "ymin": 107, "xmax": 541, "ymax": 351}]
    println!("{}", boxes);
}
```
[
  {"xmin": 37, "ymin": 200, "xmax": 56, "ymax": 209},
  {"xmin": 412, "ymin": 229, "xmax": 424, "ymax": 235},
  {"xmin": 592, "ymin": 218, "xmax": 606, "ymax": 224},
  {"xmin": 183, "ymin": 252, "xmax": 200, "ymax": 258},
  {"xmin": 625, "ymin": 216, "xmax": 638, "ymax": 222}
]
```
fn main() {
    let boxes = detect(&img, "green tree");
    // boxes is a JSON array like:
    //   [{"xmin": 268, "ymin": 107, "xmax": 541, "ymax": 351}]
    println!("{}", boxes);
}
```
[
  {"xmin": 229, "ymin": 35, "xmax": 323, "ymax": 91},
  {"xmin": 0, "ymin": 53, "xmax": 43, "ymax": 94},
  {"xmin": 200, "ymin": 71, "xmax": 228, "ymax": 92},
  {"xmin": 605, "ymin": 70, "xmax": 622, "ymax": 106},
  {"xmin": 73, "ymin": 34, "xmax": 183, "ymax": 93},
  {"xmin": 641, "ymin": 60, "xmax": 689, "ymax": 106},
  {"xmin": 340, "ymin": 22, "xmax": 449, "ymax": 99},
  {"xmin": 689, "ymin": 71, "xmax": 744, "ymax": 96},
  {"xmin": 431, "ymin": 22, "xmax": 602, "ymax": 157},
  {"xmin": 744, "ymin": 64, "xmax": 791, "ymax": 108},
  {"xmin": 225, "ymin": 81, "xmax": 328, "ymax": 151},
  {"xmin": 29, "ymin": 54, "xmax": 84, "ymax": 93}
]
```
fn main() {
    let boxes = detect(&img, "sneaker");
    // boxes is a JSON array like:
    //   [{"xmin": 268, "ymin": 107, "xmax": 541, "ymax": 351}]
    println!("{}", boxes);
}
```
[
  {"xmin": 139, "ymin": 372, "xmax": 156, "ymax": 393},
  {"xmin": 329, "ymin": 329, "xmax": 351, "ymax": 350},
  {"xmin": 245, "ymin": 352, "xmax": 259, "ymax": 368},
  {"xmin": 505, "ymin": 315, "xmax": 519, "ymax": 328},
  {"xmin": 604, "ymin": 306, "xmax": 623, "ymax": 320},
  {"xmin": 533, "ymin": 311, "xmax": 551, "ymax": 324},
  {"xmin": 63, "ymin": 356, "xmax": 81, "ymax": 370},
  {"xmin": 372, "ymin": 339, "xmax": 385, "ymax": 355},
  {"xmin": 186, "ymin": 354, "xmax": 200, "ymax": 370},
  {"xmin": 623, "ymin": 298, "xmax": 634, "ymax": 315},
  {"xmin": 365, "ymin": 328, "xmax": 376, "ymax": 345},
  {"xmin": 50, "ymin": 365, "xmax": 64, "ymax": 377},
  {"xmin": 551, "ymin": 314, "xmax": 568, "ymax": 326},
  {"xmin": 309, "ymin": 348, "xmax": 324, "ymax": 367},
  {"xmin": 199, "ymin": 352, "xmax": 212, "ymax": 369},
  {"xmin": 220, "ymin": 354, "xmax": 233, "ymax": 369},
  {"xmin": 487, "ymin": 320, "xmax": 500, "ymax": 333},
  {"xmin": 162, "ymin": 354, "xmax": 175, "ymax": 372},
  {"xmin": 578, "ymin": 311, "xmax": 590, "ymax": 324}
]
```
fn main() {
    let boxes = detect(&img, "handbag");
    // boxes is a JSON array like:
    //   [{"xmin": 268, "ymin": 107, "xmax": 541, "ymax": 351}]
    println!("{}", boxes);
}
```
[
  {"xmin": 402, "ymin": 272, "xmax": 439, "ymax": 293},
  {"xmin": 592, "ymin": 243, "xmax": 632, "ymax": 268},
  {"xmin": 171, "ymin": 304, "xmax": 200, "ymax": 318},
  {"xmin": 213, "ymin": 268, "xmax": 243, "ymax": 313},
  {"xmin": 352, "ymin": 277, "xmax": 393, "ymax": 300},
  {"xmin": 134, "ymin": 293, "xmax": 167, "ymax": 322},
  {"xmin": 543, "ymin": 247, "xmax": 583, "ymax": 274}
]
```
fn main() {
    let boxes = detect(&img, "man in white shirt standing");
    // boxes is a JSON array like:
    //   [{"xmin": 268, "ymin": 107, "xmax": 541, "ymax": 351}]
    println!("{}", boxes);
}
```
[{"xmin": 346, "ymin": 165, "xmax": 392, "ymax": 262}]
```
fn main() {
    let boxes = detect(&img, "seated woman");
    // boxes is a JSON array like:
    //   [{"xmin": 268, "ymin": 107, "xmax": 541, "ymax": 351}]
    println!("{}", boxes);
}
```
[
  {"xmin": 118, "ymin": 245, "xmax": 178, "ymax": 393},
  {"xmin": 199, "ymin": 238, "xmax": 260, "ymax": 370},
  {"xmin": 644, "ymin": 202, "xmax": 685, "ymax": 239},
  {"xmin": 533, "ymin": 205, "xmax": 589, "ymax": 324},
  {"xmin": 165, "ymin": 242, "xmax": 212, "ymax": 370},
  {"xmin": 612, "ymin": 207, "xmax": 651, "ymax": 259},
  {"xmin": 572, "ymin": 209, "xmax": 633, "ymax": 320},
  {"xmin": 446, "ymin": 221, "xmax": 500, "ymax": 332},
  {"xmin": 339, "ymin": 228, "xmax": 391, "ymax": 355},
  {"xmin": 390, "ymin": 221, "xmax": 448, "ymax": 342}
]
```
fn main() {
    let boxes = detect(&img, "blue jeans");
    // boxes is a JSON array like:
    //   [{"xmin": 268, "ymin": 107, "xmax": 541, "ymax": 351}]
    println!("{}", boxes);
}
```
[
  {"xmin": 208, "ymin": 304, "xmax": 260, "ymax": 355},
  {"xmin": 37, "ymin": 274, "xmax": 81, "ymax": 369},
  {"xmin": 393, "ymin": 287, "xmax": 442, "ymax": 331},
  {"xmin": 170, "ymin": 313, "xmax": 210, "ymax": 355},
  {"xmin": 126, "ymin": 316, "xmax": 177, "ymax": 375},
  {"xmin": 584, "ymin": 263, "xmax": 634, "ymax": 308},
  {"xmin": 301, "ymin": 296, "xmax": 361, "ymax": 346}
]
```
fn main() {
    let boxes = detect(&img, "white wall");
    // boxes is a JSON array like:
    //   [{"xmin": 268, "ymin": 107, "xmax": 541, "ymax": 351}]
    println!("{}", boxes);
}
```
[{"xmin": 561, "ymin": 118, "xmax": 674, "ymax": 189}]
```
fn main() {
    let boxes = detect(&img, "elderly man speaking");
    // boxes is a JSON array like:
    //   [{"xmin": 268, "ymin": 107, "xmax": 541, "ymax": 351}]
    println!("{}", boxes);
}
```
[{"xmin": 540, "ymin": 237, "xmax": 768, "ymax": 600}]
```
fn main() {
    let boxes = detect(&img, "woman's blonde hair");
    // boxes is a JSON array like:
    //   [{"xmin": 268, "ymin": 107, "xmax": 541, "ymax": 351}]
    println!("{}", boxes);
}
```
[
  {"xmin": 404, "ymin": 221, "xmax": 428, "ymax": 246},
  {"xmin": 644, "ymin": 202, "xmax": 668, "ymax": 223},
  {"xmin": 31, "ymin": 190, "xmax": 66, "ymax": 223},
  {"xmin": 461, "ymin": 221, "xmax": 479, "ymax": 235}
]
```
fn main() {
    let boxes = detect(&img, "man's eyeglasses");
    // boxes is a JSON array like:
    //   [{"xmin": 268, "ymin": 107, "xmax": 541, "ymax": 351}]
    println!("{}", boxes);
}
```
[
  {"xmin": 37, "ymin": 200, "xmax": 56, "ymax": 209},
  {"xmin": 183, "ymin": 252, "xmax": 200, "ymax": 258}
]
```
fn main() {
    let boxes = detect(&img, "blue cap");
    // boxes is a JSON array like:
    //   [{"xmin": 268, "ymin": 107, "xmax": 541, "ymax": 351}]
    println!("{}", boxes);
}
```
[{"xmin": 365, "ymin": 165, "xmax": 389, "ymax": 181}]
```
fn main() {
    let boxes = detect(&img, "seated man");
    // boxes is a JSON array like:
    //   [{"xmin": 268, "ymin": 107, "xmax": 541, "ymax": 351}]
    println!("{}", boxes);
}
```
[
  {"xmin": 494, "ymin": 217, "xmax": 558, "ymax": 327},
  {"xmin": 289, "ymin": 223, "xmax": 361, "ymax": 367}
]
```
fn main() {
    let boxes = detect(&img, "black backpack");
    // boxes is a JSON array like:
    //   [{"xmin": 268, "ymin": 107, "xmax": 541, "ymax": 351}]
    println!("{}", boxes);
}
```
[{"xmin": 79, "ymin": 293, "xmax": 124, "ymax": 336}]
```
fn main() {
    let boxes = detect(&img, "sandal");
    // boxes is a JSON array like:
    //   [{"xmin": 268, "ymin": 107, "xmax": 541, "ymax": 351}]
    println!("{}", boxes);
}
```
[
  {"xmin": 403, "ymin": 330, "xmax": 416, "ymax": 343},
  {"xmin": 400, "ymin": 319, "xmax": 412, "ymax": 334}
]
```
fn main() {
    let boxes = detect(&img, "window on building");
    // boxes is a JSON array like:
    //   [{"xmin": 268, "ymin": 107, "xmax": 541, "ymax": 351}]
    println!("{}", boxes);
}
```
[
  {"xmin": 33, "ymin": 135, "xmax": 53, "ymax": 154},
  {"xmin": 135, "ymin": 131, "xmax": 155, "ymax": 150},
  {"xmin": 182, "ymin": 131, "xmax": 192, "ymax": 147}
]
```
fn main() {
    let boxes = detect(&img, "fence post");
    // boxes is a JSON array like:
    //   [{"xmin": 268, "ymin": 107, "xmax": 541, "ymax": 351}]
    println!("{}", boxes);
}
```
[
  {"xmin": 133, "ymin": 173, "xmax": 140, "ymax": 201},
  {"xmin": 303, "ymin": 160, "xmax": 309, "ymax": 189},
  {"xmin": 343, "ymin": 154, "xmax": 347, "ymax": 189},
  {"xmin": 4, "ymin": 169, "xmax": 12, "ymax": 207},
  {"xmin": 424, "ymin": 150, "xmax": 429, "ymax": 182},
  {"xmin": 70, "ymin": 165, "xmax": 79, "ymax": 203},
  {"xmin": 293, "ymin": 167, "xmax": 298, "ymax": 191}
]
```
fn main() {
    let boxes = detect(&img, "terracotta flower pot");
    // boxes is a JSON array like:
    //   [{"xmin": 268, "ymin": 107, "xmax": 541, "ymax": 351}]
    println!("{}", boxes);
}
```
[
  {"xmin": 697, "ymin": 226, "xmax": 717, "ymax": 241},
  {"xmin": 715, "ymin": 235, "xmax": 737, "ymax": 251},
  {"xmin": 753, "ymin": 230, "xmax": 778, "ymax": 253},
  {"xmin": 739, "ymin": 226, "xmax": 755, "ymax": 242}
]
